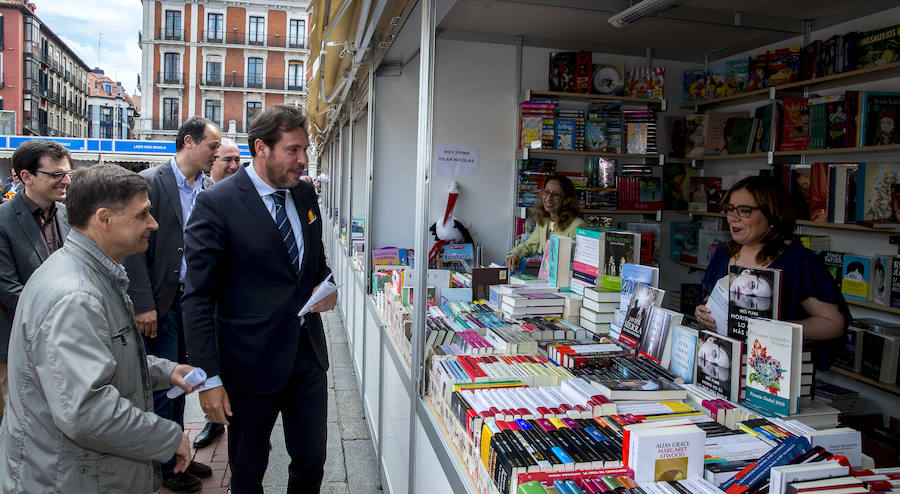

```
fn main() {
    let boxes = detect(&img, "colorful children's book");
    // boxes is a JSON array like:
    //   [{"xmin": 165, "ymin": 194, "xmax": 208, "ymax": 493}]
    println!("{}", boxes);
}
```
[
  {"xmin": 841, "ymin": 254, "xmax": 871, "ymax": 302},
  {"xmin": 706, "ymin": 65, "xmax": 727, "ymax": 100},
  {"xmin": 683, "ymin": 69, "xmax": 708, "ymax": 103},
  {"xmin": 860, "ymin": 91, "xmax": 900, "ymax": 146},
  {"xmin": 625, "ymin": 66, "xmax": 665, "ymax": 99},
  {"xmin": 745, "ymin": 318, "xmax": 804, "ymax": 416}
]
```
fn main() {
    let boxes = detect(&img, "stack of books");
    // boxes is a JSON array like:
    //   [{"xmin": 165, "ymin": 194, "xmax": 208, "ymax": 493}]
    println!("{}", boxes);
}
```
[
  {"xmin": 580, "ymin": 286, "xmax": 619, "ymax": 336},
  {"xmin": 812, "ymin": 382, "xmax": 859, "ymax": 414}
]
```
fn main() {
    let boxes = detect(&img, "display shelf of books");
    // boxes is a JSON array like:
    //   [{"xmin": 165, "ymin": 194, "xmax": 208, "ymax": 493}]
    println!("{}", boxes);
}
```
[
  {"xmin": 688, "ymin": 151, "xmax": 770, "ymax": 162},
  {"xmin": 774, "ymin": 143, "xmax": 900, "ymax": 157},
  {"xmin": 676, "ymin": 210, "xmax": 900, "ymax": 234},
  {"xmin": 582, "ymin": 209, "xmax": 663, "ymax": 215},
  {"xmin": 843, "ymin": 299, "xmax": 900, "ymax": 316},
  {"xmin": 527, "ymin": 89, "xmax": 665, "ymax": 107},
  {"xmin": 519, "ymin": 148, "xmax": 660, "ymax": 161},
  {"xmin": 681, "ymin": 60, "xmax": 900, "ymax": 111},
  {"xmin": 830, "ymin": 366, "xmax": 900, "ymax": 396}
]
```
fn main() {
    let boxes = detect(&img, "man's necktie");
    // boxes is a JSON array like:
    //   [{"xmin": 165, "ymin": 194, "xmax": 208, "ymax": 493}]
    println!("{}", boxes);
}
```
[{"xmin": 272, "ymin": 190, "xmax": 300, "ymax": 275}]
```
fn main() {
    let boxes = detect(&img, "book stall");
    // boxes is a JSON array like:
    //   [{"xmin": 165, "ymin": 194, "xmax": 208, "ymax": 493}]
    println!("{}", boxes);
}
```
[{"xmin": 311, "ymin": 0, "xmax": 900, "ymax": 493}]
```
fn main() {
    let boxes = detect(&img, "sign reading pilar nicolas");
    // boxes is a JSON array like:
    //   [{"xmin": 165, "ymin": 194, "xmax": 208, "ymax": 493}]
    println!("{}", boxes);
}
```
[{"xmin": 434, "ymin": 143, "xmax": 478, "ymax": 177}]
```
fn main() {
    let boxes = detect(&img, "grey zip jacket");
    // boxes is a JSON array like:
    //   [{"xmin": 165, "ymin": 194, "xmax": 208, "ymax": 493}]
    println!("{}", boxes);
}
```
[{"xmin": 0, "ymin": 230, "xmax": 182, "ymax": 493}]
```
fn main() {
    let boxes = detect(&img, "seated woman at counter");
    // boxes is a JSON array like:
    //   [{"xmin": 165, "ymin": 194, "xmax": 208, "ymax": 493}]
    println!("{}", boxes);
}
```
[
  {"xmin": 694, "ymin": 176, "xmax": 850, "ymax": 367},
  {"xmin": 505, "ymin": 174, "xmax": 585, "ymax": 272}
]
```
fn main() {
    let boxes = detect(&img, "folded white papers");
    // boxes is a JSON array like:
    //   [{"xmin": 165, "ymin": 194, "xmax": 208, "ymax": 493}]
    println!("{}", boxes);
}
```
[
  {"xmin": 298, "ymin": 275, "xmax": 341, "ymax": 317},
  {"xmin": 167, "ymin": 367, "xmax": 207, "ymax": 399}
]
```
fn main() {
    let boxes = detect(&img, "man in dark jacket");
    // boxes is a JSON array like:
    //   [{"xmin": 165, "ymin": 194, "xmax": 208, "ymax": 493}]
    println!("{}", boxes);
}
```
[
  {"xmin": 122, "ymin": 117, "xmax": 220, "ymax": 493},
  {"xmin": 0, "ymin": 140, "xmax": 71, "ymax": 425}
]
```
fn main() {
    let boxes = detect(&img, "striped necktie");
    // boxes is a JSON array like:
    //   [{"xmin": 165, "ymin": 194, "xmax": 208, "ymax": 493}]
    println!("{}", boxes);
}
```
[{"xmin": 272, "ymin": 190, "xmax": 300, "ymax": 275}]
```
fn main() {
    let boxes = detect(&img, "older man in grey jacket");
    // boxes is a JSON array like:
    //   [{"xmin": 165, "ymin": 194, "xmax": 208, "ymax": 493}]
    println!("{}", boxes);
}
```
[{"xmin": 0, "ymin": 164, "xmax": 196, "ymax": 493}]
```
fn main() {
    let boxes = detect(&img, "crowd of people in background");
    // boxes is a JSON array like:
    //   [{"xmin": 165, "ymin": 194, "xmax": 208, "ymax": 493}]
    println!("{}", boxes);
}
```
[{"xmin": 0, "ymin": 104, "xmax": 335, "ymax": 494}]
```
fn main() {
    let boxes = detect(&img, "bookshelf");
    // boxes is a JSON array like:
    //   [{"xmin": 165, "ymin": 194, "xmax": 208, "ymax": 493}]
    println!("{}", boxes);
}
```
[
  {"xmin": 844, "ymin": 299, "xmax": 900, "ymax": 316},
  {"xmin": 676, "ymin": 210, "xmax": 900, "ymax": 234},
  {"xmin": 830, "ymin": 367, "xmax": 900, "ymax": 396},
  {"xmin": 520, "ymin": 148, "xmax": 660, "ymax": 160},
  {"xmin": 680, "ymin": 60, "xmax": 900, "ymax": 111},
  {"xmin": 582, "ymin": 209, "xmax": 663, "ymax": 215},
  {"xmin": 527, "ymin": 89, "xmax": 665, "ymax": 107}
]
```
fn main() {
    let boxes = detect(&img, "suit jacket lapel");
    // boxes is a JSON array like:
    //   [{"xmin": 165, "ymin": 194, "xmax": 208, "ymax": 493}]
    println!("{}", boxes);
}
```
[
  {"xmin": 234, "ymin": 167, "xmax": 294, "ymax": 272},
  {"xmin": 160, "ymin": 158, "xmax": 184, "ymax": 226},
  {"xmin": 57, "ymin": 203, "xmax": 71, "ymax": 240},
  {"xmin": 291, "ymin": 186, "xmax": 312, "ymax": 280},
  {"xmin": 12, "ymin": 195, "xmax": 49, "ymax": 262}
]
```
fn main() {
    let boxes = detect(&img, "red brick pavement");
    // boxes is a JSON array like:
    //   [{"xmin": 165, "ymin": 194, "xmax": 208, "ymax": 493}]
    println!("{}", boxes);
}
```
[{"xmin": 156, "ymin": 422, "xmax": 230, "ymax": 494}]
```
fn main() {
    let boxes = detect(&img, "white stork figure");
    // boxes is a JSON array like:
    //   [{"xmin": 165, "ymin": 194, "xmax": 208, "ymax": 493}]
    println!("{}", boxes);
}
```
[{"xmin": 428, "ymin": 182, "xmax": 474, "ymax": 265}]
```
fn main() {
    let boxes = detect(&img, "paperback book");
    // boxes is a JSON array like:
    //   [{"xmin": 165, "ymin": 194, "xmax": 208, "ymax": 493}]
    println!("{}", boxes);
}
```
[
  {"xmin": 840, "ymin": 254, "xmax": 870, "ymax": 302},
  {"xmin": 728, "ymin": 265, "xmax": 782, "ymax": 341},
  {"xmin": 619, "ymin": 282, "xmax": 665, "ymax": 349},
  {"xmin": 638, "ymin": 306, "xmax": 685, "ymax": 367},
  {"xmin": 745, "ymin": 318, "xmax": 804, "ymax": 416},
  {"xmin": 668, "ymin": 325, "xmax": 700, "ymax": 384},
  {"xmin": 695, "ymin": 330, "xmax": 743, "ymax": 402}
]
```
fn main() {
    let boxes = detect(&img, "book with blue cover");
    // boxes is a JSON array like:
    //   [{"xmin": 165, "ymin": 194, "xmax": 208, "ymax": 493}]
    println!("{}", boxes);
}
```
[
  {"xmin": 554, "ymin": 118, "xmax": 577, "ymax": 150},
  {"xmin": 668, "ymin": 325, "xmax": 699, "ymax": 384},
  {"xmin": 841, "ymin": 254, "xmax": 870, "ymax": 301},
  {"xmin": 619, "ymin": 262, "xmax": 659, "ymax": 324}
]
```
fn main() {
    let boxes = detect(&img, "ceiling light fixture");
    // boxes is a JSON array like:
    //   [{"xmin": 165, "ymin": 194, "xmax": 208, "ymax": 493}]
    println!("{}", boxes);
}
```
[{"xmin": 608, "ymin": 0, "xmax": 680, "ymax": 28}]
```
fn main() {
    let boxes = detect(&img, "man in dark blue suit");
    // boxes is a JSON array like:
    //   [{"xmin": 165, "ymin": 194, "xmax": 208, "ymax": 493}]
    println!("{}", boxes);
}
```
[{"xmin": 182, "ymin": 104, "xmax": 336, "ymax": 493}]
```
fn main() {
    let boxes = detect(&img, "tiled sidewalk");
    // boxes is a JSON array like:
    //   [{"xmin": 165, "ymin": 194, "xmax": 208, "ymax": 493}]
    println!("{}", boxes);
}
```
[{"xmin": 158, "ymin": 307, "xmax": 381, "ymax": 494}]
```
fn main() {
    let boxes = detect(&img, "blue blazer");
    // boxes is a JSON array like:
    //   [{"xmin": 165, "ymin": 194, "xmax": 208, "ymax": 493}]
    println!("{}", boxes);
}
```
[{"xmin": 181, "ymin": 165, "xmax": 331, "ymax": 394}]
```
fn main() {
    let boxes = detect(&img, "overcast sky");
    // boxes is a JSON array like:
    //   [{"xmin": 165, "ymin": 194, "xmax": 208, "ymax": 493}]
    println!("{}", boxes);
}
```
[{"xmin": 33, "ymin": 0, "xmax": 142, "ymax": 95}]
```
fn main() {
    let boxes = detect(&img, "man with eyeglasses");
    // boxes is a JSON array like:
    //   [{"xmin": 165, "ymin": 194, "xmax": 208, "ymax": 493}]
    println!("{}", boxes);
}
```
[{"xmin": 0, "ymin": 140, "xmax": 72, "ymax": 426}]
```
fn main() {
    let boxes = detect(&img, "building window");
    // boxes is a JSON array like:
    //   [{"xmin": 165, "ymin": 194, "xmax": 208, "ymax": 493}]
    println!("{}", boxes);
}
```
[
  {"xmin": 163, "ymin": 98, "xmax": 179, "ymax": 130},
  {"xmin": 247, "ymin": 57, "xmax": 263, "ymax": 88},
  {"xmin": 205, "ymin": 59, "xmax": 222, "ymax": 85},
  {"xmin": 164, "ymin": 10, "xmax": 182, "ymax": 40},
  {"xmin": 204, "ymin": 100, "xmax": 221, "ymax": 126},
  {"xmin": 163, "ymin": 53, "xmax": 180, "ymax": 83},
  {"xmin": 246, "ymin": 101, "xmax": 262, "ymax": 130},
  {"xmin": 289, "ymin": 20, "xmax": 305, "ymax": 48},
  {"xmin": 248, "ymin": 16, "xmax": 265, "ymax": 45},
  {"xmin": 206, "ymin": 13, "xmax": 223, "ymax": 42},
  {"xmin": 288, "ymin": 62, "xmax": 303, "ymax": 91}
]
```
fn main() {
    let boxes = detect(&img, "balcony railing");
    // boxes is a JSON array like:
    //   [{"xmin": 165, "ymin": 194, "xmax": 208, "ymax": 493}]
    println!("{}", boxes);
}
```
[
  {"xmin": 200, "ymin": 29, "xmax": 224, "ymax": 43},
  {"xmin": 157, "ymin": 28, "xmax": 184, "ymax": 41},
  {"xmin": 196, "ymin": 30, "xmax": 305, "ymax": 49},
  {"xmin": 200, "ymin": 73, "xmax": 304, "ymax": 91},
  {"xmin": 157, "ymin": 71, "xmax": 185, "ymax": 85},
  {"xmin": 162, "ymin": 118, "xmax": 180, "ymax": 130}
]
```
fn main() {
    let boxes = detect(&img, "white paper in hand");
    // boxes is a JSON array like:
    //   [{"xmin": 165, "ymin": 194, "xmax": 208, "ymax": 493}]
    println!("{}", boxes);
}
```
[
  {"xmin": 298, "ymin": 274, "xmax": 341, "ymax": 317},
  {"xmin": 167, "ymin": 368, "xmax": 207, "ymax": 399}
]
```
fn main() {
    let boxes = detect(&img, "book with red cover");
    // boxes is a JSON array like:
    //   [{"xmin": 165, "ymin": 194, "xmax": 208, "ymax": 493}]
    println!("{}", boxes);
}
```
[
  {"xmin": 809, "ymin": 162, "xmax": 830, "ymax": 222},
  {"xmin": 575, "ymin": 51, "xmax": 592, "ymax": 93},
  {"xmin": 780, "ymin": 98, "xmax": 811, "ymax": 151}
]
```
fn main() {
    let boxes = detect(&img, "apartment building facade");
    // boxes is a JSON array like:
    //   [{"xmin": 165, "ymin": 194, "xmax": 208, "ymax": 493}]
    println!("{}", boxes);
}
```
[
  {"xmin": 0, "ymin": 0, "xmax": 90, "ymax": 137},
  {"xmin": 87, "ymin": 69, "xmax": 138, "ymax": 140},
  {"xmin": 138, "ymin": 0, "xmax": 310, "ymax": 140}
]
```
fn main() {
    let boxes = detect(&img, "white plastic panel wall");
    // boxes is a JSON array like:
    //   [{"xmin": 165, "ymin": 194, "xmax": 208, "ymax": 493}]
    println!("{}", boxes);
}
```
[{"xmin": 380, "ymin": 336, "xmax": 411, "ymax": 494}]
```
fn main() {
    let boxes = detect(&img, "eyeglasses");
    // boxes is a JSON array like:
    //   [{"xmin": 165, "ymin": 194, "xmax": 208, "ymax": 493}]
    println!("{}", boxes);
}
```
[
  {"xmin": 542, "ymin": 190, "xmax": 563, "ymax": 200},
  {"xmin": 722, "ymin": 204, "xmax": 760, "ymax": 218},
  {"xmin": 36, "ymin": 170, "xmax": 75, "ymax": 181}
]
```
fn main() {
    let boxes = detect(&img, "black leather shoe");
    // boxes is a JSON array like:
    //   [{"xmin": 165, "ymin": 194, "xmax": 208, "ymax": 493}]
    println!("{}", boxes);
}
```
[
  {"xmin": 186, "ymin": 460, "xmax": 212, "ymax": 479},
  {"xmin": 192, "ymin": 421, "xmax": 225, "ymax": 449},
  {"xmin": 162, "ymin": 471, "xmax": 202, "ymax": 493}
]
